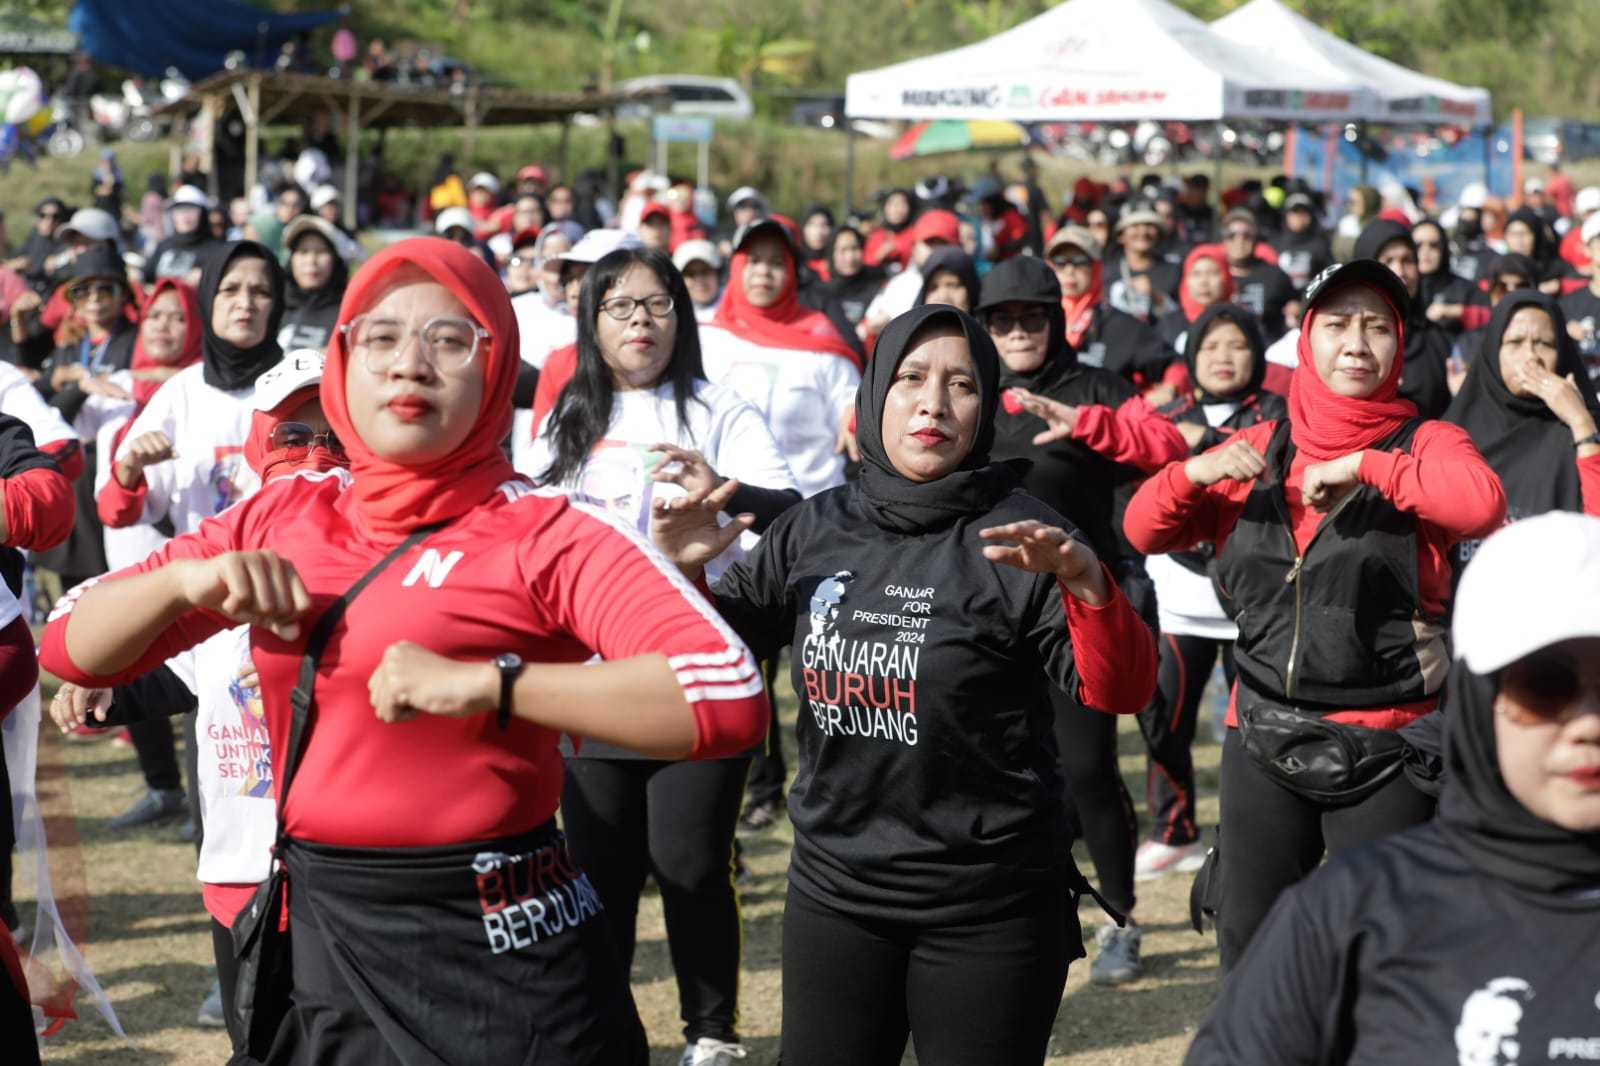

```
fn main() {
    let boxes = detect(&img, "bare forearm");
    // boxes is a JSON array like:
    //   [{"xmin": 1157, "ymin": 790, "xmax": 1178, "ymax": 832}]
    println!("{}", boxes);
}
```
[
  {"xmin": 501, "ymin": 654, "xmax": 700, "ymax": 758},
  {"xmin": 64, "ymin": 564, "xmax": 196, "ymax": 675}
]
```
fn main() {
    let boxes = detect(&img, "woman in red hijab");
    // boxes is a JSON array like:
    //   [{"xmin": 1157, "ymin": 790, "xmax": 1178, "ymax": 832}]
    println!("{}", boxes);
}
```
[
  {"xmin": 39, "ymin": 237, "xmax": 767, "ymax": 1064},
  {"xmin": 701, "ymin": 219, "xmax": 863, "ymax": 497},
  {"xmin": 1124, "ymin": 261, "xmax": 1506, "ymax": 972}
]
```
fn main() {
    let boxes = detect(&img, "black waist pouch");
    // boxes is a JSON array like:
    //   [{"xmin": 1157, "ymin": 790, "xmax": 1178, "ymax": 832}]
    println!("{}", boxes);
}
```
[{"xmin": 1235, "ymin": 684, "xmax": 1408, "ymax": 806}]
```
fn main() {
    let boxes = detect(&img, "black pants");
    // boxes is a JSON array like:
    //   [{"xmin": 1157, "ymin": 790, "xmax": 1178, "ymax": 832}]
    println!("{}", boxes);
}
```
[
  {"xmin": 1217, "ymin": 727, "xmax": 1435, "ymax": 970},
  {"xmin": 1136, "ymin": 634, "xmax": 1235, "ymax": 847},
  {"xmin": 780, "ymin": 884, "xmax": 1076, "ymax": 1066},
  {"xmin": 114, "ymin": 665, "xmax": 195, "ymax": 793},
  {"xmin": 560, "ymin": 756, "xmax": 749, "ymax": 1044},
  {"xmin": 741, "ymin": 658, "xmax": 785, "ymax": 809},
  {"xmin": 1051, "ymin": 685, "xmax": 1137, "ymax": 916},
  {"xmin": 210, "ymin": 917, "xmax": 246, "ymax": 1057}
]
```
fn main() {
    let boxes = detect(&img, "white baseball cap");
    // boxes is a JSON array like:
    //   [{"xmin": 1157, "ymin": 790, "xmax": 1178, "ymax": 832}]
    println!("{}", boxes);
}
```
[
  {"xmin": 434, "ymin": 206, "xmax": 476, "ymax": 237},
  {"xmin": 672, "ymin": 239, "xmax": 720, "ymax": 272},
  {"xmin": 170, "ymin": 184, "xmax": 210, "ymax": 210},
  {"xmin": 59, "ymin": 207, "xmax": 119, "ymax": 243},
  {"xmin": 252, "ymin": 349, "xmax": 326, "ymax": 412},
  {"xmin": 726, "ymin": 185, "xmax": 766, "ymax": 212},
  {"xmin": 468, "ymin": 172, "xmax": 501, "ymax": 194},
  {"xmin": 1524, "ymin": 176, "xmax": 1547, "ymax": 195},
  {"xmin": 1577, "ymin": 186, "xmax": 1600, "ymax": 217},
  {"xmin": 1582, "ymin": 212, "xmax": 1600, "ymax": 247},
  {"xmin": 1454, "ymin": 512, "xmax": 1600, "ymax": 673},
  {"xmin": 555, "ymin": 228, "xmax": 643, "ymax": 265},
  {"xmin": 309, "ymin": 184, "xmax": 340, "ymax": 211}
]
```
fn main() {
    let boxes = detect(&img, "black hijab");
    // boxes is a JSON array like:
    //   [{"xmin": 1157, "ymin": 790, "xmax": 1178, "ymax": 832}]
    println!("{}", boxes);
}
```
[
  {"xmin": 199, "ymin": 241, "xmax": 286, "ymax": 391},
  {"xmin": 854, "ymin": 304, "xmax": 1021, "ymax": 534},
  {"xmin": 914, "ymin": 247, "xmax": 980, "ymax": 312},
  {"xmin": 1438, "ymin": 664, "xmax": 1600, "ymax": 894},
  {"xmin": 284, "ymin": 228, "xmax": 350, "ymax": 315},
  {"xmin": 1504, "ymin": 207, "xmax": 1555, "ymax": 274},
  {"xmin": 1183, "ymin": 303, "xmax": 1267, "ymax": 404},
  {"xmin": 1413, "ymin": 218, "xmax": 1456, "ymax": 306},
  {"xmin": 799, "ymin": 203, "xmax": 834, "ymax": 259},
  {"xmin": 824, "ymin": 225, "xmax": 888, "ymax": 316},
  {"xmin": 1444, "ymin": 291, "xmax": 1600, "ymax": 517},
  {"xmin": 879, "ymin": 188, "xmax": 916, "ymax": 234},
  {"xmin": 975, "ymin": 255, "xmax": 1078, "ymax": 395}
]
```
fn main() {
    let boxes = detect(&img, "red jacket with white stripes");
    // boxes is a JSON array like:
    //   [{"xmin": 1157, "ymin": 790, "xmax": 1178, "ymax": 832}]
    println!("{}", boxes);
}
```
[{"xmin": 39, "ymin": 470, "xmax": 766, "ymax": 847}]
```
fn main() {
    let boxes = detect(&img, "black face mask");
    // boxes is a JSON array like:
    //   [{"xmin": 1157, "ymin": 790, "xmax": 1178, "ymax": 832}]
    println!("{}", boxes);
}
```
[
  {"xmin": 198, "ymin": 241, "xmax": 287, "ymax": 392},
  {"xmin": 853, "ymin": 304, "xmax": 1024, "ymax": 534}
]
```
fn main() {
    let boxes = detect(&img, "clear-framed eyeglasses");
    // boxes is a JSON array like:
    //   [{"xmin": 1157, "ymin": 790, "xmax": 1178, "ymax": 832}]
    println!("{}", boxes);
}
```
[
  {"xmin": 598, "ymin": 294, "xmax": 676, "ymax": 321},
  {"xmin": 339, "ymin": 314, "xmax": 490, "ymax": 373}
]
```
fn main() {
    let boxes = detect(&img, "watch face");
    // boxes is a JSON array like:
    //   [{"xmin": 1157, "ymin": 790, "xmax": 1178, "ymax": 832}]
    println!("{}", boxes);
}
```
[{"xmin": 495, "ymin": 653, "xmax": 523, "ymax": 671}]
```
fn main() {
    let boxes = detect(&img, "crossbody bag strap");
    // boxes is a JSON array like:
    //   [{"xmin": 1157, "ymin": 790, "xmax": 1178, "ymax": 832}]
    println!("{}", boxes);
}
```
[{"xmin": 275, "ymin": 521, "xmax": 447, "ymax": 818}]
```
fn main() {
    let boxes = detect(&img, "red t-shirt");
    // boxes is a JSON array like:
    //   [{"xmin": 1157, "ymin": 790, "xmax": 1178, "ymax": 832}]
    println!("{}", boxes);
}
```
[{"xmin": 41, "ymin": 470, "xmax": 766, "ymax": 847}]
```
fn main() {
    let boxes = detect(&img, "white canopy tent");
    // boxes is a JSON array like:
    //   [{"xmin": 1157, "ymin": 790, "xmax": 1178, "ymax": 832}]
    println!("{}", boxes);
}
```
[
  {"xmin": 1210, "ymin": 0, "xmax": 1491, "ymax": 126},
  {"xmin": 844, "ymin": 0, "xmax": 1371, "ymax": 124}
]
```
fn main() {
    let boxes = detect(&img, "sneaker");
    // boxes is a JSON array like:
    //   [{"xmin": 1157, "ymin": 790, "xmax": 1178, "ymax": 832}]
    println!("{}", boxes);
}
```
[
  {"xmin": 1089, "ymin": 922, "xmax": 1142, "ymax": 986},
  {"xmin": 1133, "ymin": 839, "xmax": 1208, "ymax": 882},
  {"xmin": 107, "ymin": 788, "xmax": 186, "ymax": 830},
  {"xmin": 736, "ymin": 799, "xmax": 782, "ymax": 834},
  {"xmin": 62, "ymin": 722, "xmax": 111, "ymax": 742},
  {"xmin": 680, "ymin": 1038, "xmax": 749, "ymax": 1065},
  {"xmin": 109, "ymin": 728, "xmax": 133, "ymax": 749},
  {"xmin": 196, "ymin": 978, "xmax": 225, "ymax": 1028}
]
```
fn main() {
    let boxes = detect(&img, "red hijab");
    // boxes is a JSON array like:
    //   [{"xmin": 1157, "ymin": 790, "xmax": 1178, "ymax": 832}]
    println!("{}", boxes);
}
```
[
  {"xmin": 1288, "ymin": 281, "xmax": 1416, "ymax": 460},
  {"xmin": 323, "ymin": 237, "xmax": 520, "ymax": 540},
  {"xmin": 130, "ymin": 279, "xmax": 203, "ymax": 408},
  {"xmin": 711, "ymin": 233, "xmax": 862, "ymax": 370},
  {"xmin": 1179, "ymin": 243, "xmax": 1234, "ymax": 324},
  {"xmin": 1062, "ymin": 260, "xmax": 1104, "ymax": 349}
]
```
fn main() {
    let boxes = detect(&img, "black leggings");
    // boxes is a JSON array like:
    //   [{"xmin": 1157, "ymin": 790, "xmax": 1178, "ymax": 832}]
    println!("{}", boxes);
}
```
[
  {"xmin": 560, "ymin": 756, "xmax": 749, "ymax": 1044},
  {"xmin": 1217, "ymin": 727, "xmax": 1435, "ymax": 970},
  {"xmin": 742, "ymin": 658, "xmax": 786, "ymax": 809},
  {"xmin": 210, "ymin": 917, "xmax": 246, "ymax": 1057},
  {"xmin": 1050, "ymin": 686, "xmax": 1138, "ymax": 916},
  {"xmin": 780, "ymin": 884, "xmax": 1076, "ymax": 1066},
  {"xmin": 1136, "ymin": 634, "xmax": 1235, "ymax": 847}
]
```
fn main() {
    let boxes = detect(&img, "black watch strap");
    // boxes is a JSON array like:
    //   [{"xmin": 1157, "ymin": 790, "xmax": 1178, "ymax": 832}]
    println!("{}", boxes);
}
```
[
  {"xmin": 494, "ymin": 654, "xmax": 523, "ymax": 731},
  {"xmin": 1576, "ymin": 430, "xmax": 1600, "ymax": 449}
]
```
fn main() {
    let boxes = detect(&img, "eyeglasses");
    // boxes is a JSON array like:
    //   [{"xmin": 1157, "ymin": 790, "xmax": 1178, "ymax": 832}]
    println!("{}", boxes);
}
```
[
  {"xmin": 268, "ymin": 421, "xmax": 345, "ymax": 459},
  {"xmin": 1048, "ymin": 252, "xmax": 1094, "ymax": 269},
  {"xmin": 67, "ymin": 281, "xmax": 122, "ymax": 303},
  {"xmin": 598, "ymin": 294, "xmax": 675, "ymax": 321},
  {"xmin": 987, "ymin": 310, "xmax": 1050, "ymax": 335},
  {"xmin": 1224, "ymin": 228, "xmax": 1256, "ymax": 241},
  {"xmin": 339, "ymin": 314, "xmax": 489, "ymax": 373},
  {"xmin": 1499, "ymin": 649, "xmax": 1600, "ymax": 724}
]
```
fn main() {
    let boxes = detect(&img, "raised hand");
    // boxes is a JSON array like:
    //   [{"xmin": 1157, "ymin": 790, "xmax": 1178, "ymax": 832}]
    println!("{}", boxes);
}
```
[
  {"xmin": 1006, "ymin": 387, "xmax": 1080, "ymax": 445},
  {"xmin": 176, "ymin": 551, "xmax": 313, "ymax": 641},
  {"xmin": 649, "ymin": 442, "xmax": 722, "ymax": 496},
  {"xmin": 48, "ymin": 683, "xmax": 111, "ymax": 733},
  {"xmin": 979, "ymin": 519, "xmax": 1109, "ymax": 605},
  {"xmin": 1513, "ymin": 361, "xmax": 1598, "ymax": 440},
  {"xmin": 1184, "ymin": 436, "xmax": 1266, "ymax": 487},
  {"xmin": 649, "ymin": 477, "xmax": 755, "ymax": 578},
  {"xmin": 368, "ymin": 641, "xmax": 497, "ymax": 724},
  {"xmin": 1300, "ymin": 452, "xmax": 1364, "ymax": 513}
]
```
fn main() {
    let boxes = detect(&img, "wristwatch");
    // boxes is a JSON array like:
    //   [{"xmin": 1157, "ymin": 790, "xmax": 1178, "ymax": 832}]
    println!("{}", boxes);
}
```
[
  {"xmin": 1575, "ymin": 431, "xmax": 1600, "ymax": 449},
  {"xmin": 492, "ymin": 653, "xmax": 524, "ymax": 731}
]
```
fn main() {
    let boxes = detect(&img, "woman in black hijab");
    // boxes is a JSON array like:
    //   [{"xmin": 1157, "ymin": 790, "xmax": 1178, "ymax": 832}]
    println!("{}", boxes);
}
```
[
  {"xmin": 198, "ymin": 240, "xmax": 286, "ymax": 391},
  {"xmin": 913, "ymin": 246, "xmax": 979, "ymax": 312},
  {"xmin": 1413, "ymin": 218, "xmax": 1472, "ymax": 334},
  {"xmin": 1186, "ymin": 511, "xmax": 1600, "ymax": 1065},
  {"xmin": 1443, "ymin": 290, "xmax": 1600, "ymax": 576},
  {"xmin": 1354, "ymin": 218, "xmax": 1454, "ymax": 418},
  {"xmin": 277, "ymin": 218, "xmax": 350, "ymax": 353},
  {"xmin": 1503, "ymin": 206, "xmax": 1579, "ymax": 292},
  {"xmin": 799, "ymin": 203, "xmax": 834, "ymax": 277},
  {"xmin": 822, "ymin": 224, "xmax": 888, "ymax": 328},
  {"xmin": 651, "ymin": 303, "xmax": 1157, "ymax": 1065}
]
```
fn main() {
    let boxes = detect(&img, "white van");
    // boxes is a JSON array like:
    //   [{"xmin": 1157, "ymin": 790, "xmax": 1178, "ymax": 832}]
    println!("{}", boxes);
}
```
[{"xmin": 616, "ymin": 75, "xmax": 755, "ymax": 121}]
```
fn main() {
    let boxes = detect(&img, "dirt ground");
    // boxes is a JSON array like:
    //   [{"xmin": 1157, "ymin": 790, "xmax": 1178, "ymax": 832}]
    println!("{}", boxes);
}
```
[{"xmin": 21, "ymin": 685, "xmax": 1224, "ymax": 1065}]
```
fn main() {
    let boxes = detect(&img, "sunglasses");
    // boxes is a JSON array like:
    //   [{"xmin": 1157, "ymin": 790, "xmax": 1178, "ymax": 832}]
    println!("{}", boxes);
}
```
[
  {"xmin": 268, "ymin": 421, "xmax": 345, "ymax": 459},
  {"xmin": 1224, "ymin": 228, "xmax": 1256, "ymax": 240},
  {"xmin": 68, "ymin": 281, "xmax": 122, "ymax": 302},
  {"xmin": 1048, "ymin": 252, "xmax": 1094, "ymax": 269},
  {"xmin": 1499, "ymin": 649, "xmax": 1600, "ymax": 724},
  {"xmin": 987, "ymin": 310, "xmax": 1050, "ymax": 335}
]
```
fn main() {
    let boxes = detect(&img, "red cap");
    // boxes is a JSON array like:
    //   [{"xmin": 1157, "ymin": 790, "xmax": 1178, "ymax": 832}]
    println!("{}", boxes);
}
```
[
  {"xmin": 517, "ymin": 164, "xmax": 548, "ymax": 184},
  {"xmin": 913, "ymin": 209, "xmax": 961, "ymax": 246},
  {"xmin": 511, "ymin": 226, "xmax": 542, "ymax": 250},
  {"xmin": 640, "ymin": 201, "xmax": 671, "ymax": 223}
]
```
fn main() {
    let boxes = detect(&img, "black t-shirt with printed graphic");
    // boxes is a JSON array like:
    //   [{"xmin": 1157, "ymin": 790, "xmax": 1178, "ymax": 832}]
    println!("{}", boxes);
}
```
[
  {"xmin": 711, "ymin": 484, "xmax": 1092, "ymax": 926},
  {"xmin": 1231, "ymin": 258, "xmax": 1297, "ymax": 343},
  {"xmin": 1560, "ymin": 286, "xmax": 1600, "ymax": 362},
  {"xmin": 1186, "ymin": 821, "xmax": 1600, "ymax": 1066}
]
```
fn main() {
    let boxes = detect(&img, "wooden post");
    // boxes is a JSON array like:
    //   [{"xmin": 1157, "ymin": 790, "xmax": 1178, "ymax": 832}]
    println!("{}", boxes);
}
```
[
  {"xmin": 558, "ymin": 118, "xmax": 572, "ymax": 183},
  {"xmin": 345, "ymin": 81, "xmax": 361, "ymax": 232},
  {"xmin": 203, "ymin": 93, "xmax": 219, "ymax": 203},
  {"xmin": 243, "ymin": 74, "xmax": 261, "ymax": 199},
  {"xmin": 843, "ymin": 120, "xmax": 856, "ymax": 218},
  {"xmin": 462, "ymin": 82, "xmax": 479, "ymax": 163}
]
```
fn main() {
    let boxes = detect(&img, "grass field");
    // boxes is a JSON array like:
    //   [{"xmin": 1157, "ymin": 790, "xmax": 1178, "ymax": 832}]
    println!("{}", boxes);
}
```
[{"xmin": 19, "ymin": 678, "xmax": 1226, "ymax": 1065}]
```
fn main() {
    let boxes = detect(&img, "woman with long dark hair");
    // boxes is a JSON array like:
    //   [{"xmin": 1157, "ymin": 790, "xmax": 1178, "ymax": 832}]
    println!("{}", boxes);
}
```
[
  {"xmin": 822, "ymin": 225, "xmax": 888, "ymax": 330},
  {"xmin": 276, "ymin": 216, "xmax": 350, "ymax": 353},
  {"xmin": 524, "ymin": 246, "xmax": 797, "ymax": 1065},
  {"xmin": 40, "ymin": 237, "xmax": 768, "ymax": 1063},
  {"xmin": 653, "ymin": 303, "xmax": 1157, "ymax": 1064}
]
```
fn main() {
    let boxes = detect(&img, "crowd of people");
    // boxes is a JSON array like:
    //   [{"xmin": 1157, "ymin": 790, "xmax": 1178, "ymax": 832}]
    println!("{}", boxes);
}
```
[{"xmin": 0, "ymin": 147, "xmax": 1593, "ymax": 1066}]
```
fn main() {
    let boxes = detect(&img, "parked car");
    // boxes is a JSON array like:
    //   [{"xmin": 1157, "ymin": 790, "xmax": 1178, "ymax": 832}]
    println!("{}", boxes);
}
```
[
  {"xmin": 616, "ymin": 75, "xmax": 754, "ymax": 121},
  {"xmin": 1522, "ymin": 117, "xmax": 1600, "ymax": 165}
]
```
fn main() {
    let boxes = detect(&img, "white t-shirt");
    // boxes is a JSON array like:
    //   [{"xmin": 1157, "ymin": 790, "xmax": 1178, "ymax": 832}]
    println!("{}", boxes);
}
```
[
  {"xmin": 519, "ymin": 379, "xmax": 797, "ymax": 581},
  {"xmin": 112, "ymin": 363, "xmax": 260, "ymax": 536},
  {"xmin": 76, "ymin": 369, "xmax": 170, "ymax": 570},
  {"xmin": 169, "ymin": 625, "xmax": 276, "ymax": 886},
  {"xmin": 0, "ymin": 361, "xmax": 74, "ymax": 447},
  {"xmin": 511, "ymin": 289, "xmax": 575, "ymax": 371},
  {"xmin": 863, "ymin": 267, "xmax": 924, "ymax": 328},
  {"xmin": 698, "ymin": 324, "xmax": 859, "ymax": 498},
  {"xmin": 1265, "ymin": 328, "xmax": 1300, "ymax": 369},
  {"xmin": 1147, "ymin": 400, "xmax": 1240, "ymax": 640}
]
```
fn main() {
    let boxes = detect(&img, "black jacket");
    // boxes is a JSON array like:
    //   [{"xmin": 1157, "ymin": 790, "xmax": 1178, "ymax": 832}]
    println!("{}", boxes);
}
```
[
  {"xmin": 1076, "ymin": 302, "xmax": 1175, "ymax": 384},
  {"xmin": 144, "ymin": 233, "xmax": 221, "ymax": 284},
  {"xmin": 1185, "ymin": 821, "xmax": 1600, "ymax": 1066}
]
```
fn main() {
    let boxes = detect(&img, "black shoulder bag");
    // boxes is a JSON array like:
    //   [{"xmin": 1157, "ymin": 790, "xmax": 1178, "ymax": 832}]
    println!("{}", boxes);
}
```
[{"xmin": 231, "ymin": 523, "xmax": 444, "ymax": 1058}]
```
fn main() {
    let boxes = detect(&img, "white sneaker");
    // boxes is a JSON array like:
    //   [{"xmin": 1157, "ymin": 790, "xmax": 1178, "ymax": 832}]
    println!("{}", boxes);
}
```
[
  {"xmin": 1133, "ymin": 839, "xmax": 1208, "ymax": 882},
  {"xmin": 681, "ymin": 1037, "xmax": 749, "ymax": 1066},
  {"xmin": 1089, "ymin": 922, "xmax": 1143, "ymax": 986}
]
